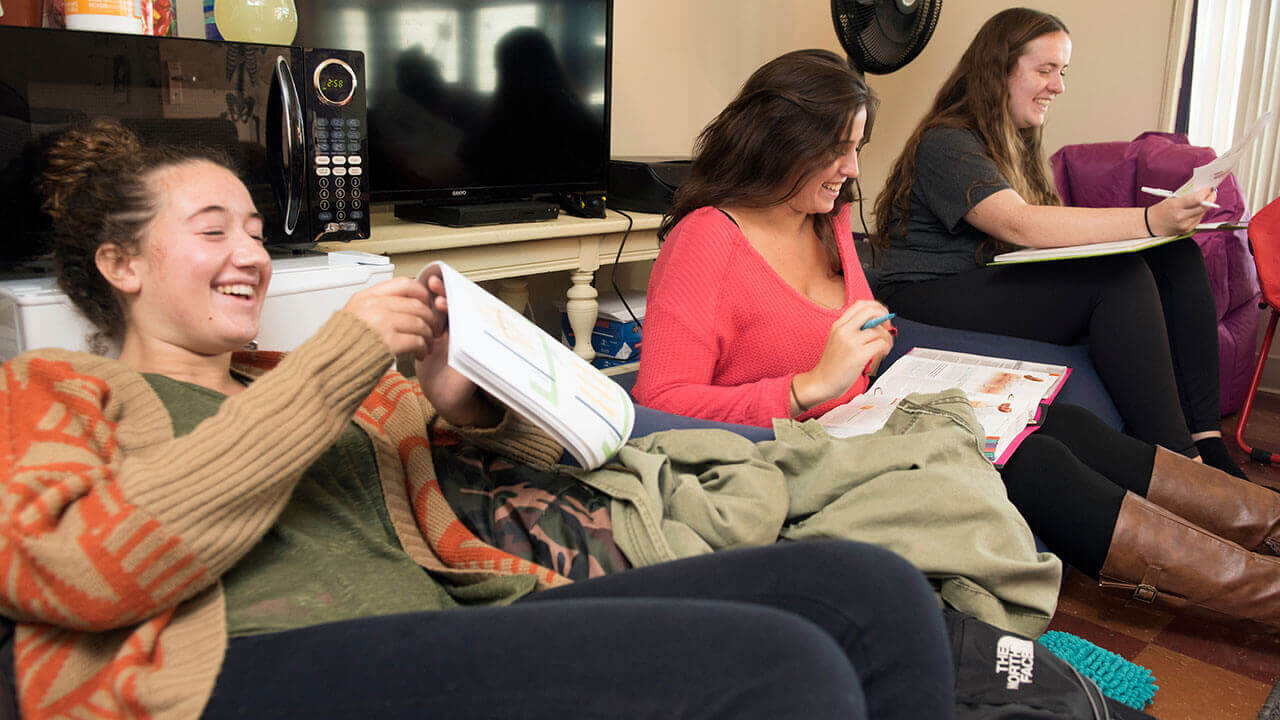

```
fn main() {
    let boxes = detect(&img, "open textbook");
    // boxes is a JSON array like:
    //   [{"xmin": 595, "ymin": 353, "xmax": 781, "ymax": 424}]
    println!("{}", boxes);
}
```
[
  {"xmin": 418, "ymin": 261, "xmax": 634, "ymax": 470},
  {"xmin": 817, "ymin": 348, "xmax": 1070, "ymax": 465}
]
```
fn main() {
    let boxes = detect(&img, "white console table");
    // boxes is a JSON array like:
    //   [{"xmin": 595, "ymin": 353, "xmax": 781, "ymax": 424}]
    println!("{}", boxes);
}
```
[{"xmin": 318, "ymin": 208, "xmax": 662, "ymax": 363}]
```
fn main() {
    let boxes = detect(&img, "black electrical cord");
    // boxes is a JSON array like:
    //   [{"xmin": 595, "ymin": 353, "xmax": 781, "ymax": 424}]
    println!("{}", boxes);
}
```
[
  {"xmin": 853, "ymin": 177, "xmax": 878, "ymax": 267},
  {"xmin": 610, "ymin": 208, "xmax": 643, "ymax": 330},
  {"xmin": 854, "ymin": 177, "xmax": 871, "ymax": 239}
]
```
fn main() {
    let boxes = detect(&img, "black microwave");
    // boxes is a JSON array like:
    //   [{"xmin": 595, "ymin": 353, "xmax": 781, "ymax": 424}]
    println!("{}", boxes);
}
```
[{"xmin": 0, "ymin": 26, "xmax": 369, "ymax": 263}]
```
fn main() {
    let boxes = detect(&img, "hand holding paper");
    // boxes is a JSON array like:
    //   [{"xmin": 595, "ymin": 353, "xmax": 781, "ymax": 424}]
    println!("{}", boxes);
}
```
[
  {"xmin": 412, "ymin": 265, "xmax": 505, "ymax": 429},
  {"xmin": 340, "ymin": 277, "xmax": 436, "ymax": 357},
  {"xmin": 1174, "ymin": 111, "xmax": 1274, "ymax": 196}
]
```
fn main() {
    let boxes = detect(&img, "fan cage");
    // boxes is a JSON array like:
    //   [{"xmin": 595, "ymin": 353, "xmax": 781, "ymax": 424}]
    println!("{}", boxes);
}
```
[{"xmin": 832, "ymin": 0, "xmax": 942, "ymax": 75}]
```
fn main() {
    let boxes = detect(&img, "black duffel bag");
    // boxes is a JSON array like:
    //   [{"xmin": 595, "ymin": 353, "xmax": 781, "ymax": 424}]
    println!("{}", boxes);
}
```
[{"xmin": 947, "ymin": 609, "xmax": 1156, "ymax": 720}]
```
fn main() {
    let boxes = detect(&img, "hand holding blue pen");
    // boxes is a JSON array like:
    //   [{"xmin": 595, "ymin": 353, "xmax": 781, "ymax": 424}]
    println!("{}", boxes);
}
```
[{"xmin": 861, "ymin": 313, "xmax": 895, "ymax": 330}]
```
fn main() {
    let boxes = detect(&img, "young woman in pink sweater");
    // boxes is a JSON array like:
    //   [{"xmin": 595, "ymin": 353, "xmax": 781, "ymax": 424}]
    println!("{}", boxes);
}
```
[{"xmin": 635, "ymin": 48, "xmax": 1280, "ymax": 633}]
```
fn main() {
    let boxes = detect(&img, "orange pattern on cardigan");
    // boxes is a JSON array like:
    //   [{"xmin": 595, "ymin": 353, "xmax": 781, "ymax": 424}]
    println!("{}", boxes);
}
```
[{"xmin": 0, "ymin": 311, "xmax": 570, "ymax": 720}]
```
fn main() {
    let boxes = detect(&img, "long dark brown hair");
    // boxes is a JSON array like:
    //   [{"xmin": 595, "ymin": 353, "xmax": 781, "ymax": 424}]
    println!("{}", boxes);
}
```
[
  {"xmin": 871, "ymin": 7, "xmax": 1067, "ymax": 253},
  {"xmin": 39, "ymin": 120, "xmax": 235, "ymax": 348},
  {"xmin": 661, "ymin": 49, "xmax": 879, "ymax": 275}
]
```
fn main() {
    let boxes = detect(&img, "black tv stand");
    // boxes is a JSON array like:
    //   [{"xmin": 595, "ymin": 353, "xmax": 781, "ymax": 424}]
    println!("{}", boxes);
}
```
[{"xmin": 394, "ymin": 200, "xmax": 559, "ymax": 228}]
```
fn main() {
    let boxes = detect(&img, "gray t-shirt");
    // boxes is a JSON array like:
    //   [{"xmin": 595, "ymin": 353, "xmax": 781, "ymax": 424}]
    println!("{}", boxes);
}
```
[{"xmin": 876, "ymin": 126, "xmax": 1011, "ymax": 285}]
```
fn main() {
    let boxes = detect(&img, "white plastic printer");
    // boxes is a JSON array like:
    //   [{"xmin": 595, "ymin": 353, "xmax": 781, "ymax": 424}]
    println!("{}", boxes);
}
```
[{"xmin": 0, "ymin": 251, "xmax": 393, "ymax": 361}]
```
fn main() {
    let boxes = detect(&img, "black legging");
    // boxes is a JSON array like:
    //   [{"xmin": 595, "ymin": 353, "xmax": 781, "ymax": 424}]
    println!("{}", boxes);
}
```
[
  {"xmin": 880, "ymin": 238, "xmax": 1221, "ymax": 455},
  {"xmin": 202, "ymin": 542, "xmax": 954, "ymax": 720},
  {"xmin": 1000, "ymin": 403, "xmax": 1160, "ymax": 576}
]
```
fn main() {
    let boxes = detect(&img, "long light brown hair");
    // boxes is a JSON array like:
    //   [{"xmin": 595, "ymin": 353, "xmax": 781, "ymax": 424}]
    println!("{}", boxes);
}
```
[
  {"xmin": 661, "ymin": 49, "xmax": 879, "ymax": 275},
  {"xmin": 871, "ymin": 8, "xmax": 1067, "ymax": 254}
]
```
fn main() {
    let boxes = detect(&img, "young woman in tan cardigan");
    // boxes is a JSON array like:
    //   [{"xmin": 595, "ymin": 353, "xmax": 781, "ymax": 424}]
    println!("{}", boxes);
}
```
[{"xmin": 0, "ymin": 121, "xmax": 953, "ymax": 720}]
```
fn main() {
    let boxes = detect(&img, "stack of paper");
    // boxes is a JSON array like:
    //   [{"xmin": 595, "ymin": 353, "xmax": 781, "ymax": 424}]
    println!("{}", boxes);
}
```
[{"xmin": 989, "ymin": 235, "xmax": 1186, "ymax": 264}]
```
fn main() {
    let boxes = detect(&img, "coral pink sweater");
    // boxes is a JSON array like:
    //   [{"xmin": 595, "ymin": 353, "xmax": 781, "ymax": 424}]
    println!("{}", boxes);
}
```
[{"xmin": 633, "ymin": 206, "xmax": 876, "ymax": 427}]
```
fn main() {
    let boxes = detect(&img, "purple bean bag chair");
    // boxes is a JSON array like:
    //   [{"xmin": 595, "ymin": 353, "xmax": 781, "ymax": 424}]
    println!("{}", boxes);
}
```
[{"xmin": 1050, "ymin": 131, "xmax": 1261, "ymax": 415}]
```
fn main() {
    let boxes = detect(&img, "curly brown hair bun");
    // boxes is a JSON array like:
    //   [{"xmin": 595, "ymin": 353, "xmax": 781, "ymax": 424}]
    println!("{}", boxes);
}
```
[
  {"xmin": 38, "ymin": 120, "xmax": 234, "ymax": 348},
  {"xmin": 40, "ymin": 121, "xmax": 144, "ymax": 223}
]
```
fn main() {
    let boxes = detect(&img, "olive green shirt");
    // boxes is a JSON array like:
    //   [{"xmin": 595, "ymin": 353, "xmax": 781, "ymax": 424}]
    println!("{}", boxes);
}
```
[{"xmin": 144, "ymin": 374, "xmax": 459, "ymax": 637}]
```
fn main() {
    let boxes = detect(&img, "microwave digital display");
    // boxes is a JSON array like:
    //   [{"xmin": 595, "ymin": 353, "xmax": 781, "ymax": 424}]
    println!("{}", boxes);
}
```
[{"xmin": 315, "ymin": 59, "xmax": 357, "ymax": 107}]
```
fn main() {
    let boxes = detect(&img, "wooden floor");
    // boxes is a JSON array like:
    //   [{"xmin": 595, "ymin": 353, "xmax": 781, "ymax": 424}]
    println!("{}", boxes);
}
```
[{"xmin": 1046, "ymin": 390, "xmax": 1280, "ymax": 719}]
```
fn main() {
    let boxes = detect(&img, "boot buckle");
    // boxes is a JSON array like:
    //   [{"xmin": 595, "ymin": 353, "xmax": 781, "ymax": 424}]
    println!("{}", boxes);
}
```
[{"xmin": 1132, "ymin": 584, "xmax": 1158, "ymax": 603}]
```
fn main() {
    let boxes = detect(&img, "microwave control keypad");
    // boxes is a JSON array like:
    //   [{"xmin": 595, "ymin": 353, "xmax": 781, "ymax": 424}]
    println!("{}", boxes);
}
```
[
  {"xmin": 312, "ymin": 115, "xmax": 365, "ymax": 231},
  {"xmin": 306, "ymin": 53, "xmax": 367, "ymax": 239}
]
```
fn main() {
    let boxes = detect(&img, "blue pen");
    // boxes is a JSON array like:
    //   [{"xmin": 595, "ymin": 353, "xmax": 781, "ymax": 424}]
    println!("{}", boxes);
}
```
[{"xmin": 861, "ymin": 313, "xmax": 896, "ymax": 330}]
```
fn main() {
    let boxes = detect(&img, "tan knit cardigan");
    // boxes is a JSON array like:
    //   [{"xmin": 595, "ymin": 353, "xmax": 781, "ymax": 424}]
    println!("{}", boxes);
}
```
[{"xmin": 0, "ymin": 311, "xmax": 570, "ymax": 719}]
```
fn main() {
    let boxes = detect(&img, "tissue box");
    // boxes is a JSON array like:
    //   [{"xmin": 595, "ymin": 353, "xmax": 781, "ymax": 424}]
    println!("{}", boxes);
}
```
[{"xmin": 559, "ymin": 292, "xmax": 645, "ymax": 370}]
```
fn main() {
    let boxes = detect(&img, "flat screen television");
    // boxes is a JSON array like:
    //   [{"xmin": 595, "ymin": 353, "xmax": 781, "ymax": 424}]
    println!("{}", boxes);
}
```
[{"xmin": 293, "ymin": 0, "xmax": 611, "ymax": 211}]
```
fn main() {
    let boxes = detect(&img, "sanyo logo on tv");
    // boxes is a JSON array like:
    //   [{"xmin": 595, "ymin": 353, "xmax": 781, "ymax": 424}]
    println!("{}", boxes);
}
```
[{"xmin": 451, "ymin": 190, "xmax": 468, "ymax": 197}]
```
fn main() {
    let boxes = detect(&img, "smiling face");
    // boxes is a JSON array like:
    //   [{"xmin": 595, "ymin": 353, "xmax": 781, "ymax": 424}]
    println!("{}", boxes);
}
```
[
  {"xmin": 1007, "ymin": 31, "xmax": 1071, "ymax": 130},
  {"xmin": 117, "ymin": 160, "xmax": 271, "ymax": 357},
  {"xmin": 788, "ymin": 107, "xmax": 867, "ymax": 216}
]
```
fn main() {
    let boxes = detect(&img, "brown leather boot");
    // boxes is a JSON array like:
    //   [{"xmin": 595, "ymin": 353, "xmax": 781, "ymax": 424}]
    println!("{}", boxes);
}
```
[
  {"xmin": 1145, "ymin": 446, "xmax": 1280, "ymax": 555},
  {"xmin": 1098, "ymin": 492, "xmax": 1280, "ymax": 633}
]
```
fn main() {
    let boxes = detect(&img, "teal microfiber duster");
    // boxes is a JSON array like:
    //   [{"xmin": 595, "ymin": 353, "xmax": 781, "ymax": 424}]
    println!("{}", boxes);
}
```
[{"xmin": 1039, "ymin": 630, "xmax": 1158, "ymax": 710}]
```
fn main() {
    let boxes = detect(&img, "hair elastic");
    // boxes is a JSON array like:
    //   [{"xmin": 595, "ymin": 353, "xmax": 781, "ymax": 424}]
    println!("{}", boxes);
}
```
[{"xmin": 790, "ymin": 378, "xmax": 806, "ymax": 414}]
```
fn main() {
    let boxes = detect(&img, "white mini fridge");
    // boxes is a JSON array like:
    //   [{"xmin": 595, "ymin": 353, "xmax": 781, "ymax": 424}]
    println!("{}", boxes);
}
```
[{"xmin": 0, "ymin": 251, "xmax": 393, "ymax": 361}]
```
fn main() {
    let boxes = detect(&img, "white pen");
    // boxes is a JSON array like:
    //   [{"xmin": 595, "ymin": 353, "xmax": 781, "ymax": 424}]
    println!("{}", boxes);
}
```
[{"xmin": 1140, "ymin": 186, "xmax": 1221, "ymax": 209}]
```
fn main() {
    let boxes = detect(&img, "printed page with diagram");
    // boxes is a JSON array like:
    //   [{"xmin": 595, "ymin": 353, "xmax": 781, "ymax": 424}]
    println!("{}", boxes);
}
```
[
  {"xmin": 817, "ymin": 348, "xmax": 1070, "ymax": 465},
  {"xmin": 419, "ymin": 261, "xmax": 635, "ymax": 470}
]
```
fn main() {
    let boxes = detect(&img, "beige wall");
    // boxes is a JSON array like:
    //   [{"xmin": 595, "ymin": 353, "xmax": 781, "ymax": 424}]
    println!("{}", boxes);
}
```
[
  {"xmin": 612, "ymin": 0, "xmax": 1180, "ymax": 216},
  {"xmin": 610, "ymin": 0, "xmax": 842, "ymax": 158}
]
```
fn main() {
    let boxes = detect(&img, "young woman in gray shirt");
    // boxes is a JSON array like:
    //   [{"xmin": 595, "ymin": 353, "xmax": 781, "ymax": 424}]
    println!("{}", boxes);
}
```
[{"xmin": 871, "ymin": 8, "xmax": 1240, "ymax": 479}]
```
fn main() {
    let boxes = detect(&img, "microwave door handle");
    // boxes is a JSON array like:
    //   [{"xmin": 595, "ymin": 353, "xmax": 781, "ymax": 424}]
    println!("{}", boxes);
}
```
[{"xmin": 273, "ymin": 56, "xmax": 305, "ymax": 235}]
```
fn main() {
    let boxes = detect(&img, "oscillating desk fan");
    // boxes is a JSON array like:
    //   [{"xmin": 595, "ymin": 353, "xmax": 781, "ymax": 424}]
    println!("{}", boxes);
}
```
[
  {"xmin": 830, "ymin": 0, "xmax": 942, "ymax": 240},
  {"xmin": 831, "ymin": 0, "xmax": 943, "ymax": 75}
]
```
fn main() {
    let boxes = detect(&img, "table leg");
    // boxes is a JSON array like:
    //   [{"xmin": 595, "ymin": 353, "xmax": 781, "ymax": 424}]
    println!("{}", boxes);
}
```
[
  {"xmin": 497, "ymin": 278, "xmax": 531, "ymax": 317},
  {"xmin": 565, "ymin": 270, "xmax": 598, "ymax": 361}
]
